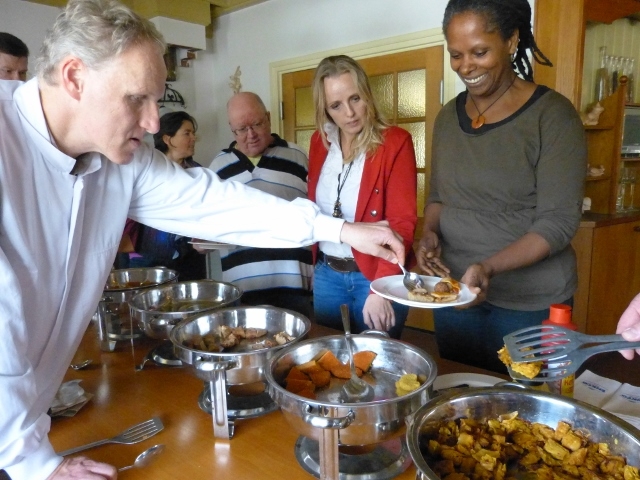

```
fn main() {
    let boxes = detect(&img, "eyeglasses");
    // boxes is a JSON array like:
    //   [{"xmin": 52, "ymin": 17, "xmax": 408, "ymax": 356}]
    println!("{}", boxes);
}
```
[{"xmin": 231, "ymin": 116, "xmax": 268, "ymax": 137}]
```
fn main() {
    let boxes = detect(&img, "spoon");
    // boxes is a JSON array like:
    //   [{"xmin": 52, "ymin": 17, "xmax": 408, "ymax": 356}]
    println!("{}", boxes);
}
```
[
  {"xmin": 339, "ymin": 304, "xmax": 375, "ymax": 403},
  {"xmin": 398, "ymin": 263, "xmax": 425, "ymax": 291},
  {"xmin": 118, "ymin": 444, "xmax": 165, "ymax": 472},
  {"xmin": 69, "ymin": 359, "xmax": 92, "ymax": 370}
]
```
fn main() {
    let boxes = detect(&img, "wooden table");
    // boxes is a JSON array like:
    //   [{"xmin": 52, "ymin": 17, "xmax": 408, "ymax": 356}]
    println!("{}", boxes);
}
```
[{"xmin": 49, "ymin": 322, "xmax": 640, "ymax": 480}]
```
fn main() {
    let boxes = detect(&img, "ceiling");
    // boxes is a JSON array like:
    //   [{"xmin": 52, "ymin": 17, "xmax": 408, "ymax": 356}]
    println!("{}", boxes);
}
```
[{"xmin": 24, "ymin": 0, "xmax": 270, "ymax": 25}]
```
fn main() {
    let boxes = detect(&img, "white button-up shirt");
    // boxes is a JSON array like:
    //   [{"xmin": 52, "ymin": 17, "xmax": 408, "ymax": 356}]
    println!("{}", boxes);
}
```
[
  {"xmin": 0, "ymin": 79, "xmax": 344, "ymax": 479},
  {"xmin": 316, "ymin": 123, "xmax": 364, "ymax": 258}
]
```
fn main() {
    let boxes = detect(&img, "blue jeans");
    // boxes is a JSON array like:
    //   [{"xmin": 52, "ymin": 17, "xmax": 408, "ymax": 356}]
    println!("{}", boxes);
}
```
[
  {"xmin": 313, "ymin": 260, "xmax": 409, "ymax": 339},
  {"xmin": 433, "ymin": 299, "xmax": 573, "ymax": 374}
]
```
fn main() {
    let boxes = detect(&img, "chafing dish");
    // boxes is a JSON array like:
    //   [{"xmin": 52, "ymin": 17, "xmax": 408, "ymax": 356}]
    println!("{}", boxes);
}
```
[
  {"xmin": 170, "ymin": 306, "xmax": 311, "ymax": 438},
  {"xmin": 407, "ymin": 386, "xmax": 640, "ymax": 480},
  {"xmin": 97, "ymin": 267, "xmax": 177, "ymax": 352},
  {"xmin": 265, "ymin": 334, "xmax": 438, "ymax": 480},
  {"xmin": 129, "ymin": 280, "xmax": 241, "ymax": 340}
]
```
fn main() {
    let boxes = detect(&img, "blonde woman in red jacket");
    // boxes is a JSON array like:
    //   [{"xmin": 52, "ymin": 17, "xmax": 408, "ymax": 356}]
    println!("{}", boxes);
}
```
[{"xmin": 308, "ymin": 55, "xmax": 417, "ymax": 339}]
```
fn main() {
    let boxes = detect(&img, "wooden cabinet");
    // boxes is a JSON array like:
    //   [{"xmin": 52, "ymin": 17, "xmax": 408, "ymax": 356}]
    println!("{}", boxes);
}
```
[
  {"xmin": 572, "ymin": 216, "xmax": 640, "ymax": 334},
  {"xmin": 583, "ymin": 81, "xmax": 628, "ymax": 214},
  {"xmin": 535, "ymin": 1, "xmax": 639, "ymax": 214}
]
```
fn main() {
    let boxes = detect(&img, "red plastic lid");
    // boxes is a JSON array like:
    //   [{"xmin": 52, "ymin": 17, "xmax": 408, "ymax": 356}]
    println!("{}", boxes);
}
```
[{"xmin": 542, "ymin": 304, "xmax": 576, "ymax": 328}]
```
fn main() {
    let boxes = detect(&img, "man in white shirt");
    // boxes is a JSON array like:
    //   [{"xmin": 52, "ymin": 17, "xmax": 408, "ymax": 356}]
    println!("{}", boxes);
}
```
[
  {"xmin": 0, "ymin": 1, "xmax": 404, "ymax": 479},
  {"xmin": 0, "ymin": 32, "xmax": 28, "ymax": 81}
]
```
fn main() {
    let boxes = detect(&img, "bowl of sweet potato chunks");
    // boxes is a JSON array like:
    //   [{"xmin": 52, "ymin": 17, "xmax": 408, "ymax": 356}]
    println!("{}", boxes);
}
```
[{"xmin": 265, "ymin": 332, "xmax": 437, "ymax": 446}]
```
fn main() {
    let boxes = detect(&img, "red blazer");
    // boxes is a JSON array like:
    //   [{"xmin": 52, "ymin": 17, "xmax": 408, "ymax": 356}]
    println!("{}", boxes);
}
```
[{"xmin": 308, "ymin": 126, "xmax": 417, "ymax": 281}]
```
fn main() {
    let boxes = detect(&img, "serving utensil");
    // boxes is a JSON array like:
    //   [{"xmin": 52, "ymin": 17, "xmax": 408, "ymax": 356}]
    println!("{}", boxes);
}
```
[
  {"xmin": 57, "ymin": 417, "xmax": 164, "ymax": 456},
  {"xmin": 398, "ymin": 263, "xmax": 425, "ymax": 291},
  {"xmin": 503, "ymin": 325, "xmax": 640, "ymax": 380},
  {"xmin": 118, "ymin": 444, "xmax": 164, "ymax": 472},
  {"xmin": 339, "ymin": 304, "xmax": 374, "ymax": 403}
]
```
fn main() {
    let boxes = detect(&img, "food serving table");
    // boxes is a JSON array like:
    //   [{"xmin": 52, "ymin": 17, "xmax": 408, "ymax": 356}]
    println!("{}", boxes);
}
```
[{"xmin": 49, "ymin": 322, "xmax": 640, "ymax": 480}]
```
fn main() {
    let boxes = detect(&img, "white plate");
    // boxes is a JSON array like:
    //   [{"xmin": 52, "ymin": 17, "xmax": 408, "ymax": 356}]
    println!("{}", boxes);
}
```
[
  {"xmin": 188, "ymin": 241, "xmax": 236, "ymax": 251},
  {"xmin": 370, "ymin": 275, "xmax": 476, "ymax": 308},
  {"xmin": 433, "ymin": 373, "xmax": 504, "ymax": 391}
]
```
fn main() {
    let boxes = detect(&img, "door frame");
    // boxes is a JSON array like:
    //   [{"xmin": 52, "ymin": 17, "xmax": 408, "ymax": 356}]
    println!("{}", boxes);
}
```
[{"xmin": 268, "ymin": 27, "xmax": 455, "ymax": 135}]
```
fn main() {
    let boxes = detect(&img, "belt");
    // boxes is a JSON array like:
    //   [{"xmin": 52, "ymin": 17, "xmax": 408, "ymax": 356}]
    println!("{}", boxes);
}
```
[{"xmin": 318, "ymin": 251, "xmax": 360, "ymax": 273}]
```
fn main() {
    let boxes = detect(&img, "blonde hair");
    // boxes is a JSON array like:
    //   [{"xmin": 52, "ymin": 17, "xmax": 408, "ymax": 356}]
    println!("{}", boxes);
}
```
[
  {"xmin": 312, "ymin": 55, "xmax": 388, "ymax": 161},
  {"xmin": 36, "ymin": 0, "xmax": 165, "ymax": 85}
]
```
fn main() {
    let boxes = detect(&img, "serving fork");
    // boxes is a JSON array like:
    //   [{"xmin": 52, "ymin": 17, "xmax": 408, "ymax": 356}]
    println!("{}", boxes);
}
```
[
  {"xmin": 503, "ymin": 325, "xmax": 640, "ymax": 380},
  {"xmin": 57, "ymin": 416, "xmax": 164, "ymax": 456}
]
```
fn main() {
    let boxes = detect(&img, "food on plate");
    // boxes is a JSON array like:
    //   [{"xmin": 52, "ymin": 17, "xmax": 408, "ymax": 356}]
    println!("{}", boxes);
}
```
[
  {"xmin": 419, "ymin": 412, "xmax": 640, "ymax": 480},
  {"xmin": 407, "ymin": 277, "xmax": 461, "ymax": 303},
  {"xmin": 431, "ymin": 277, "xmax": 461, "ymax": 302},
  {"xmin": 182, "ymin": 325, "xmax": 295, "ymax": 353},
  {"xmin": 395, "ymin": 373, "xmax": 421, "ymax": 396},
  {"xmin": 408, "ymin": 288, "xmax": 437, "ymax": 303},
  {"xmin": 285, "ymin": 349, "xmax": 377, "ymax": 397},
  {"xmin": 497, "ymin": 345, "xmax": 542, "ymax": 379}
]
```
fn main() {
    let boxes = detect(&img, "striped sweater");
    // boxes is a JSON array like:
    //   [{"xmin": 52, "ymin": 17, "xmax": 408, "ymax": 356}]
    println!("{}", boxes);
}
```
[{"xmin": 208, "ymin": 134, "xmax": 313, "ymax": 293}]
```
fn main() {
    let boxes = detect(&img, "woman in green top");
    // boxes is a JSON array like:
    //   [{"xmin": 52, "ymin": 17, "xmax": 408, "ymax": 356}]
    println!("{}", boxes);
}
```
[{"xmin": 417, "ymin": 0, "xmax": 587, "ymax": 373}]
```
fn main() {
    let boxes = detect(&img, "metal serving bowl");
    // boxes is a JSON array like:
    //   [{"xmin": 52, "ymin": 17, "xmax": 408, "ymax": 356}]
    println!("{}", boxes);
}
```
[
  {"xmin": 129, "ymin": 280, "xmax": 242, "ymax": 340},
  {"xmin": 170, "ymin": 306, "xmax": 311, "ymax": 438},
  {"xmin": 104, "ymin": 267, "xmax": 178, "ymax": 292},
  {"xmin": 265, "ymin": 334, "xmax": 438, "ymax": 446},
  {"xmin": 97, "ymin": 267, "xmax": 178, "ymax": 350},
  {"xmin": 407, "ymin": 386, "xmax": 640, "ymax": 480}
]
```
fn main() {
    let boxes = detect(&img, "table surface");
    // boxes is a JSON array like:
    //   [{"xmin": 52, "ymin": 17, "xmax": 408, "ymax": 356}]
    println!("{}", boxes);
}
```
[{"xmin": 49, "ymin": 322, "xmax": 640, "ymax": 480}]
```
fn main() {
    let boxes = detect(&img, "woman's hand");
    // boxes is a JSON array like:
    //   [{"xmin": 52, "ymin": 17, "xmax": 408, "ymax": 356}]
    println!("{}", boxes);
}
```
[
  {"xmin": 459, "ymin": 263, "xmax": 491, "ymax": 307},
  {"xmin": 616, "ymin": 293, "xmax": 640, "ymax": 360},
  {"xmin": 363, "ymin": 294, "xmax": 395, "ymax": 332},
  {"xmin": 47, "ymin": 457, "xmax": 117, "ymax": 480},
  {"xmin": 416, "ymin": 230, "xmax": 449, "ymax": 277}
]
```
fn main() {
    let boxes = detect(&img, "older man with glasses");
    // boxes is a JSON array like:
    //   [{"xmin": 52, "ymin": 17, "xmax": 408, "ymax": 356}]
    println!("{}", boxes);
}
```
[{"xmin": 209, "ymin": 92, "xmax": 313, "ymax": 317}]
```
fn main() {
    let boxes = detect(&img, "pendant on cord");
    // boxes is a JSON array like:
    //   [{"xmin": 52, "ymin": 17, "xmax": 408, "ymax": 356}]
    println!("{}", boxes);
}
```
[
  {"xmin": 332, "ymin": 200, "xmax": 343, "ymax": 218},
  {"xmin": 471, "ymin": 115, "xmax": 486, "ymax": 129}
]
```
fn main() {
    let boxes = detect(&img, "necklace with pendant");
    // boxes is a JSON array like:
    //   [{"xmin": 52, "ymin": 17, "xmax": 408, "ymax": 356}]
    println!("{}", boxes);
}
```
[
  {"xmin": 468, "ymin": 75, "xmax": 517, "ymax": 129},
  {"xmin": 332, "ymin": 161, "xmax": 354, "ymax": 218}
]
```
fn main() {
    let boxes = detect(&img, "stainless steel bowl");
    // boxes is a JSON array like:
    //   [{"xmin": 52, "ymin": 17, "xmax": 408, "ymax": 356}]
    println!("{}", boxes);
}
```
[
  {"xmin": 407, "ymin": 386, "xmax": 640, "ymax": 480},
  {"xmin": 170, "ymin": 306, "xmax": 311, "ymax": 438},
  {"xmin": 97, "ymin": 267, "xmax": 178, "ymax": 350},
  {"xmin": 104, "ymin": 267, "xmax": 178, "ymax": 292},
  {"xmin": 170, "ymin": 306, "xmax": 311, "ymax": 384},
  {"xmin": 129, "ymin": 280, "xmax": 242, "ymax": 340},
  {"xmin": 265, "ymin": 334, "xmax": 438, "ymax": 446}
]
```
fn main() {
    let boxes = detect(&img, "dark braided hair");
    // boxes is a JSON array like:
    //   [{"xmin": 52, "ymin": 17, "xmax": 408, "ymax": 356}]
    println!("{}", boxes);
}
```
[{"xmin": 443, "ymin": 0, "xmax": 552, "ymax": 82}]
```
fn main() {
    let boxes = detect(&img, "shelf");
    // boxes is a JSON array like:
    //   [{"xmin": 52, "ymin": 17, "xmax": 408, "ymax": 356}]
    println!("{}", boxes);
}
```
[
  {"xmin": 621, "ymin": 157, "xmax": 640, "ymax": 162},
  {"xmin": 584, "ymin": 124, "xmax": 615, "ymax": 130},
  {"xmin": 586, "ymin": 174, "xmax": 611, "ymax": 182}
]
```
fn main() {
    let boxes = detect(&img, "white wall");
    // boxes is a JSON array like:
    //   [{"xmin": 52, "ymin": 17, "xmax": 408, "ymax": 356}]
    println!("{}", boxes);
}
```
[
  {"xmin": 1, "ymin": 0, "xmax": 534, "ymax": 167},
  {"xmin": 196, "ymin": 0, "xmax": 447, "ymax": 165},
  {"xmin": 0, "ymin": 0, "xmax": 60, "ymax": 69}
]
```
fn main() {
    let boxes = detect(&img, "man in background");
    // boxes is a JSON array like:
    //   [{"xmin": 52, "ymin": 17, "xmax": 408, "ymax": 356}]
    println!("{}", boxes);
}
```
[
  {"xmin": 209, "ymin": 92, "xmax": 313, "ymax": 316},
  {"xmin": 0, "ymin": 32, "xmax": 28, "ymax": 81}
]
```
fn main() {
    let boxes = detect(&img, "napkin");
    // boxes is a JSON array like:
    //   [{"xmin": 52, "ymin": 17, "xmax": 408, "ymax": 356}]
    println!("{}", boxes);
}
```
[
  {"xmin": 49, "ymin": 380, "xmax": 94, "ymax": 417},
  {"xmin": 574, "ymin": 370, "xmax": 640, "ymax": 430}
]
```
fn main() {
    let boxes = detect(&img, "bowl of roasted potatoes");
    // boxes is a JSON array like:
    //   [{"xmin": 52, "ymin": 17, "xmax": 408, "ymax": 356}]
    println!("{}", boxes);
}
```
[{"xmin": 406, "ymin": 386, "xmax": 640, "ymax": 480}]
